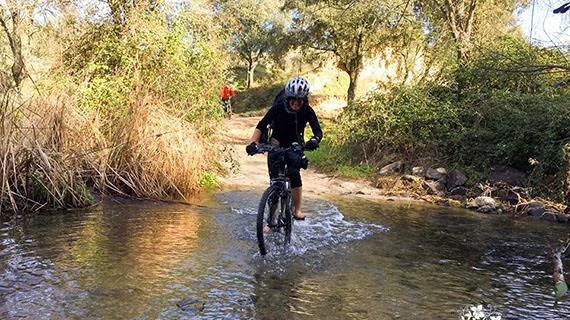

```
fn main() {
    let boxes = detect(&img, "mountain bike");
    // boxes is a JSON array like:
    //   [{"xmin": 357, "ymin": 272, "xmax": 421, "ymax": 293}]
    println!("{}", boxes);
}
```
[
  {"xmin": 252, "ymin": 143, "xmax": 307, "ymax": 256},
  {"xmin": 222, "ymin": 98, "xmax": 232, "ymax": 119}
]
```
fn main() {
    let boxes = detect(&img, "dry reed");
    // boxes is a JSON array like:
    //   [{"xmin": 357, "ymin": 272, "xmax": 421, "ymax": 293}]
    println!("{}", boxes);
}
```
[
  {"xmin": 67, "ymin": 84, "xmax": 218, "ymax": 202},
  {"xmin": 0, "ymin": 91, "xmax": 93, "ymax": 214},
  {"xmin": 0, "ymin": 81, "xmax": 219, "ymax": 215},
  {"xmin": 100, "ymin": 91, "xmax": 215, "ymax": 200}
]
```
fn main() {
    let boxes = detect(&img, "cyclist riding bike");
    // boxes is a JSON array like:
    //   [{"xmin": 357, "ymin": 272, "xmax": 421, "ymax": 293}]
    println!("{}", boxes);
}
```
[
  {"xmin": 246, "ymin": 76, "xmax": 323, "ymax": 221},
  {"xmin": 221, "ymin": 81, "xmax": 235, "ymax": 117}
]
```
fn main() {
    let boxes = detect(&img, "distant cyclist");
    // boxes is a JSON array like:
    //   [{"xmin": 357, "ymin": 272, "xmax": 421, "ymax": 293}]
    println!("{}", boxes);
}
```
[
  {"xmin": 220, "ymin": 81, "xmax": 236, "ymax": 117},
  {"xmin": 246, "ymin": 76, "xmax": 323, "ymax": 220}
]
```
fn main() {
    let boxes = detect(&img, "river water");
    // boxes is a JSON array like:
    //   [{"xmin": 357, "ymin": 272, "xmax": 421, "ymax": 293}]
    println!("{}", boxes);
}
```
[{"xmin": 1, "ymin": 190, "xmax": 570, "ymax": 319}]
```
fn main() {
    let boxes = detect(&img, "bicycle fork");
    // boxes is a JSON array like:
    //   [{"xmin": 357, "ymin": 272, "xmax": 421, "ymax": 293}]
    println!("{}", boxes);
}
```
[{"xmin": 267, "ymin": 189, "xmax": 289, "ymax": 231}]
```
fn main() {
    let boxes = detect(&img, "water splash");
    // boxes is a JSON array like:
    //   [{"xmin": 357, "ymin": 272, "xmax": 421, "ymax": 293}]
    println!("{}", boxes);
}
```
[
  {"xmin": 288, "ymin": 201, "xmax": 387, "ymax": 255},
  {"xmin": 253, "ymin": 200, "xmax": 387, "ymax": 262}
]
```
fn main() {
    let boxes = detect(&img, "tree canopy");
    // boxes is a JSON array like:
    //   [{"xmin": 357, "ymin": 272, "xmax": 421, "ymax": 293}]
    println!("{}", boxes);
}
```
[{"xmin": 285, "ymin": 0, "xmax": 409, "ymax": 104}]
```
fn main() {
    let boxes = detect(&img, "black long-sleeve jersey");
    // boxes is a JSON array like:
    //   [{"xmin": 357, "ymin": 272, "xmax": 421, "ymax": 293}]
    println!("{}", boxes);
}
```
[{"xmin": 255, "ymin": 90, "xmax": 323, "ymax": 148}]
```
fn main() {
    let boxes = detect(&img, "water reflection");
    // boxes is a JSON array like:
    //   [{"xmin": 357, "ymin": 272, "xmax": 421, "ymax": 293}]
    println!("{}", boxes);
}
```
[{"xmin": 1, "ymin": 192, "xmax": 570, "ymax": 319}]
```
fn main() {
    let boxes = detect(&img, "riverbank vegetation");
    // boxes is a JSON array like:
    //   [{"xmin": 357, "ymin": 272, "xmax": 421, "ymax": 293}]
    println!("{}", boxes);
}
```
[
  {"xmin": 0, "ymin": 1, "xmax": 227, "ymax": 214},
  {"xmin": 331, "ymin": 36, "xmax": 570, "ymax": 201},
  {"xmin": 1, "ymin": 0, "xmax": 569, "ymax": 214}
]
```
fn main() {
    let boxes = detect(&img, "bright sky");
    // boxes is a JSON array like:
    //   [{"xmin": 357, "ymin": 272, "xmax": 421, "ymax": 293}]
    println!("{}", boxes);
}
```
[{"xmin": 517, "ymin": 0, "xmax": 570, "ymax": 47}]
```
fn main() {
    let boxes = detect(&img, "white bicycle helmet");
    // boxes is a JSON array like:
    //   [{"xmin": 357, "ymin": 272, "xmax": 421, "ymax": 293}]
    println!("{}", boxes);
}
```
[{"xmin": 285, "ymin": 76, "xmax": 310, "ymax": 98}]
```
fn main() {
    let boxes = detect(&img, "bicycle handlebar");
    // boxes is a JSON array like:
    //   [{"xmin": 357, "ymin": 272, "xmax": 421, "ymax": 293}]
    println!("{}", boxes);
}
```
[{"xmin": 253, "ymin": 143, "xmax": 304, "ymax": 155}]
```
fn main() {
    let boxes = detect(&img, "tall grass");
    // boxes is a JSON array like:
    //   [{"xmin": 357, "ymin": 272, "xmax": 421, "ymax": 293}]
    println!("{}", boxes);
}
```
[
  {"xmin": 0, "ymin": 85, "xmax": 220, "ymax": 215},
  {"xmin": 90, "ymin": 87, "xmax": 217, "ymax": 200},
  {"xmin": 0, "ymin": 91, "xmax": 92, "ymax": 214},
  {"xmin": 65, "ymin": 80, "xmax": 220, "ymax": 202}
]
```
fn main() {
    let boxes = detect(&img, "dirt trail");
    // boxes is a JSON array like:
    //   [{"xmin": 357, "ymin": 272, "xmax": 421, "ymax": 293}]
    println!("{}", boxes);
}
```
[{"xmin": 218, "ymin": 115, "xmax": 387, "ymax": 200}]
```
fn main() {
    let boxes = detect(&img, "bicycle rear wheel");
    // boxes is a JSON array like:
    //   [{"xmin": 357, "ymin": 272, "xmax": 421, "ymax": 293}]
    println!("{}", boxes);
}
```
[
  {"xmin": 256, "ymin": 186, "xmax": 280, "ymax": 256},
  {"xmin": 223, "ymin": 103, "xmax": 232, "ymax": 119},
  {"xmin": 225, "ymin": 101, "xmax": 232, "ymax": 119}
]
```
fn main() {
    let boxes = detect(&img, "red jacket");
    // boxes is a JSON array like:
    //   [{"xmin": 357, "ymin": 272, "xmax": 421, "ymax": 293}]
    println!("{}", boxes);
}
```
[{"xmin": 221, "ymin": 85, "xmax": 235, "ymax": 99}]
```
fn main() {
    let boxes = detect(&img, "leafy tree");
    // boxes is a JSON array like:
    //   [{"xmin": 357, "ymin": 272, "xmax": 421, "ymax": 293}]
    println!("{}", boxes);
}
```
[
  {"xmin": 285, "ymin": 0, "xmax": 408, "ymax": 104},
  {"xmin": 104, "ymin": 0, "xmax": 160, "ymax": 28},
  {"xmin": 217, "ymin": 0, "xmax": 291, "ymax": 88},
  {"xmin": 416, "ymin": 0, "xmax": 529, "ymax": 65}
]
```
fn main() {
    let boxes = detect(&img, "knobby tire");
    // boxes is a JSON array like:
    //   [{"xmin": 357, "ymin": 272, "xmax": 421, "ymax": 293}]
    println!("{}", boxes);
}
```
[
  {"xmin": 283, "ymin": 196, "xmax": 292, "ymax": 246},
  {"xmin": 224, "ymin": 100, "xmax": 232, "ymax": 119},
  {"xmin": 257, "ymin": 186, "xmax": 279, "ymax": 256}
]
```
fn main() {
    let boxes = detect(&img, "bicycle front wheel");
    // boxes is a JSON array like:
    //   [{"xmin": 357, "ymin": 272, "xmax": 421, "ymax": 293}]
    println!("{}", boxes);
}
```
[
  {"xmin": 256, "ymin": 186, "xmax": 280, "ymax": 256},
  {"xmin": 283, "ymin": 194, "xmax": 293, "ymax": 246}
]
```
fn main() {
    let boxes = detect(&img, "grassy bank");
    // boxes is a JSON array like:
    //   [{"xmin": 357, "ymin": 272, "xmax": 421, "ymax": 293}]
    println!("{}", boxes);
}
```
[{"xmin": 0, "ymin": 88, "xmax": 223, "ymax": 214}]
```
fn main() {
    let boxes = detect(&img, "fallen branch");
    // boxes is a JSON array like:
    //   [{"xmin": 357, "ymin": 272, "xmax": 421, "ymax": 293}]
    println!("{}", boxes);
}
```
[{"xmin": 553, "ymin": 239, "xmax": 570, "ymax": 301}]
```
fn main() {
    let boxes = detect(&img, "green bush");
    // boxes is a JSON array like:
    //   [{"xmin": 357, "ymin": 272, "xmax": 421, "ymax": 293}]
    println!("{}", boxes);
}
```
[
  {"xmin": 67, "ymin": 9, "xmax": 227, "ymax": 124},
  {"xmin": 334, "ymin": 85, "xmax": 461, "ymax": 164},
  {"xmin": 327, "ymin": 34, "xmax": 570, "ymax": 201}
]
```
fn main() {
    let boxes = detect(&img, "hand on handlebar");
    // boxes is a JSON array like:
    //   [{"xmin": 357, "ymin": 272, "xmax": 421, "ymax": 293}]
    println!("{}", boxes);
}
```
[
  {"xmin": 246, "ymin": 142, "xmax": 258, "ymax": 155},
  {"xmin": 304, "ymin": 137, "xmax": 320, "ymax": 151}
]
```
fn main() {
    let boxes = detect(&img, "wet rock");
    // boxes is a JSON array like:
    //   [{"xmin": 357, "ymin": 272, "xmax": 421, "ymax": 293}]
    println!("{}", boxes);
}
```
[
  {"xmin": 379, "ymin": 161, "xmax": 405, "ymax": 175},
  {"xmin": 557, "ymin": 214, "xmax": 569, "ymax": 223},
  {"xmin": 422, "ymin": 180, "xmax": 446, "ymax": 195},
  {"xmin": 177, "ymin": 297, "xmax": 205, "ymax": 312},
  {"xmin": 446, "ymin": 169, "xmax": 467, "ymax": 190},
  {"xmin": 524, "ymin": 202, "xmax": 545, "ymax": 217},
  {"xmin": 477, "ymin": 205, "xmax": 496, "ymax": 214},
  {"xmin": 425, "ymin": 167, "xmax": 447, "ymax": 181},
  {"xmin": 541, "ymin": 212, "xmax": 558, "ymax": 222},
  {"xmin": 449, "ymin": 194, "xmax": 464, "ymax": 201},
  {"xmin": 503, "ymin": 192, "xmax": 520, "ymax": 205},
  {"xmin": 450, "ymin": 186, "xmax": 467, "ymax": 196}
]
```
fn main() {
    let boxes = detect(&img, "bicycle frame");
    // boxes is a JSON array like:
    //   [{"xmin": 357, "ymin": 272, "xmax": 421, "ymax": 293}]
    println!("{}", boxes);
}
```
[
  {"xmin": 267, "ymin": 177, "xmax": 292, "ymax": 230},
  {"xmin": 222, "ymin": 99, "xmax": 232, "ymax": 118},
  {"xmin": 255, "ymin": 144, "xmax": 303, "ymax": 255}
]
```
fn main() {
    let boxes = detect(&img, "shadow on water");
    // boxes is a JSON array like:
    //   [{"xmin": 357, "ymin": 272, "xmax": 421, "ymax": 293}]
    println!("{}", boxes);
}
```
[{"xmin": 1, "ymin": 191, "xmax": 570, "ymax": 319}]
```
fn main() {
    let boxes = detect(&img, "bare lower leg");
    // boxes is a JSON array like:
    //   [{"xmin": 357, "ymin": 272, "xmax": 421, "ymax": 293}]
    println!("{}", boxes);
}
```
[{"xmin": 292, "ymin": 187, "xmax": 305, "ymax": 218}]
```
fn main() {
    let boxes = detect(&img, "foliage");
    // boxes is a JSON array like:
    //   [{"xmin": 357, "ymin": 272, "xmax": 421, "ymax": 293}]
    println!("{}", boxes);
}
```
[
  {"xmin": 54, "ymin": 3, "xmax": 228, "ymax": 200},
  {"xmin": 198, "ymin": 172, "xmax": 220, "ymax": 190},
  {"xmin": 333, "ymin": 85, "xmax": 461, "ymax": 164},
  {"xmin": 555, "ymin": 281, "xmax": 568, "ymax": 300},
  {"xmin": 65, "ymin": 8, "xmax": 226, "ymax": 122},
  {"xmin": 308, "ymin": 140, "xmax": 375, "ymax": 180},
  {"xmin": 233, "ymin": 82, "xmax": 284, "ymax": 114},
  {"xmin": 416, "ymin": 0, "xmax": 530, "ymax": 64},
  {"xmin": 459, "ymin": 36, "xmax": 569, "ymax": 94},
  {"xmin": 285, "ymin": 0, "xmax": 408, "ymax": 104},
  {"xmin": 331, "ymin": 36, "xmax": 570, "ymax": 201},
  {"xmin": 217, "ymin": 0, "xmax": 292, "ymax": 88}
]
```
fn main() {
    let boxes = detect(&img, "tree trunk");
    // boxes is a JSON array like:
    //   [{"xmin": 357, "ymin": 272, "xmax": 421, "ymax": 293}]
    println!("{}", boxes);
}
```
[
  {"xmin": 338, "ymin": 52, "xmax": 363, "ymax": 106},
  {"xmin": 10, "ymin": 17, "xmax": 25, "ymax": 88},
  {"xmin": 347, "ymin": 70, "xmax": 359, "ymax": 106},
  {"xmin": 0, "ymin": 3, "xmax": 27, "ymax": 89},
  {"xmin": 247, "ymin": 60, "xmax": 258, "ymax": 89},
  {"xmin": 437, "ymin": 0, "xmax": 478, "ymax": 65}
]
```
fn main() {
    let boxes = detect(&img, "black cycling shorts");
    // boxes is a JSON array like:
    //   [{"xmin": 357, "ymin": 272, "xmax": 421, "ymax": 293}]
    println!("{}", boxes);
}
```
[{"xmin": 267, "ymin": 152, "xmax": 302, "ymax": 188}]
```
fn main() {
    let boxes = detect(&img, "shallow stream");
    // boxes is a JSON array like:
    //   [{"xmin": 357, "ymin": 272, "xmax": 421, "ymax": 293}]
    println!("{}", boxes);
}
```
[{"xmin": 1, "ymin": 190, "xmax": 570, "ymax": 319}]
